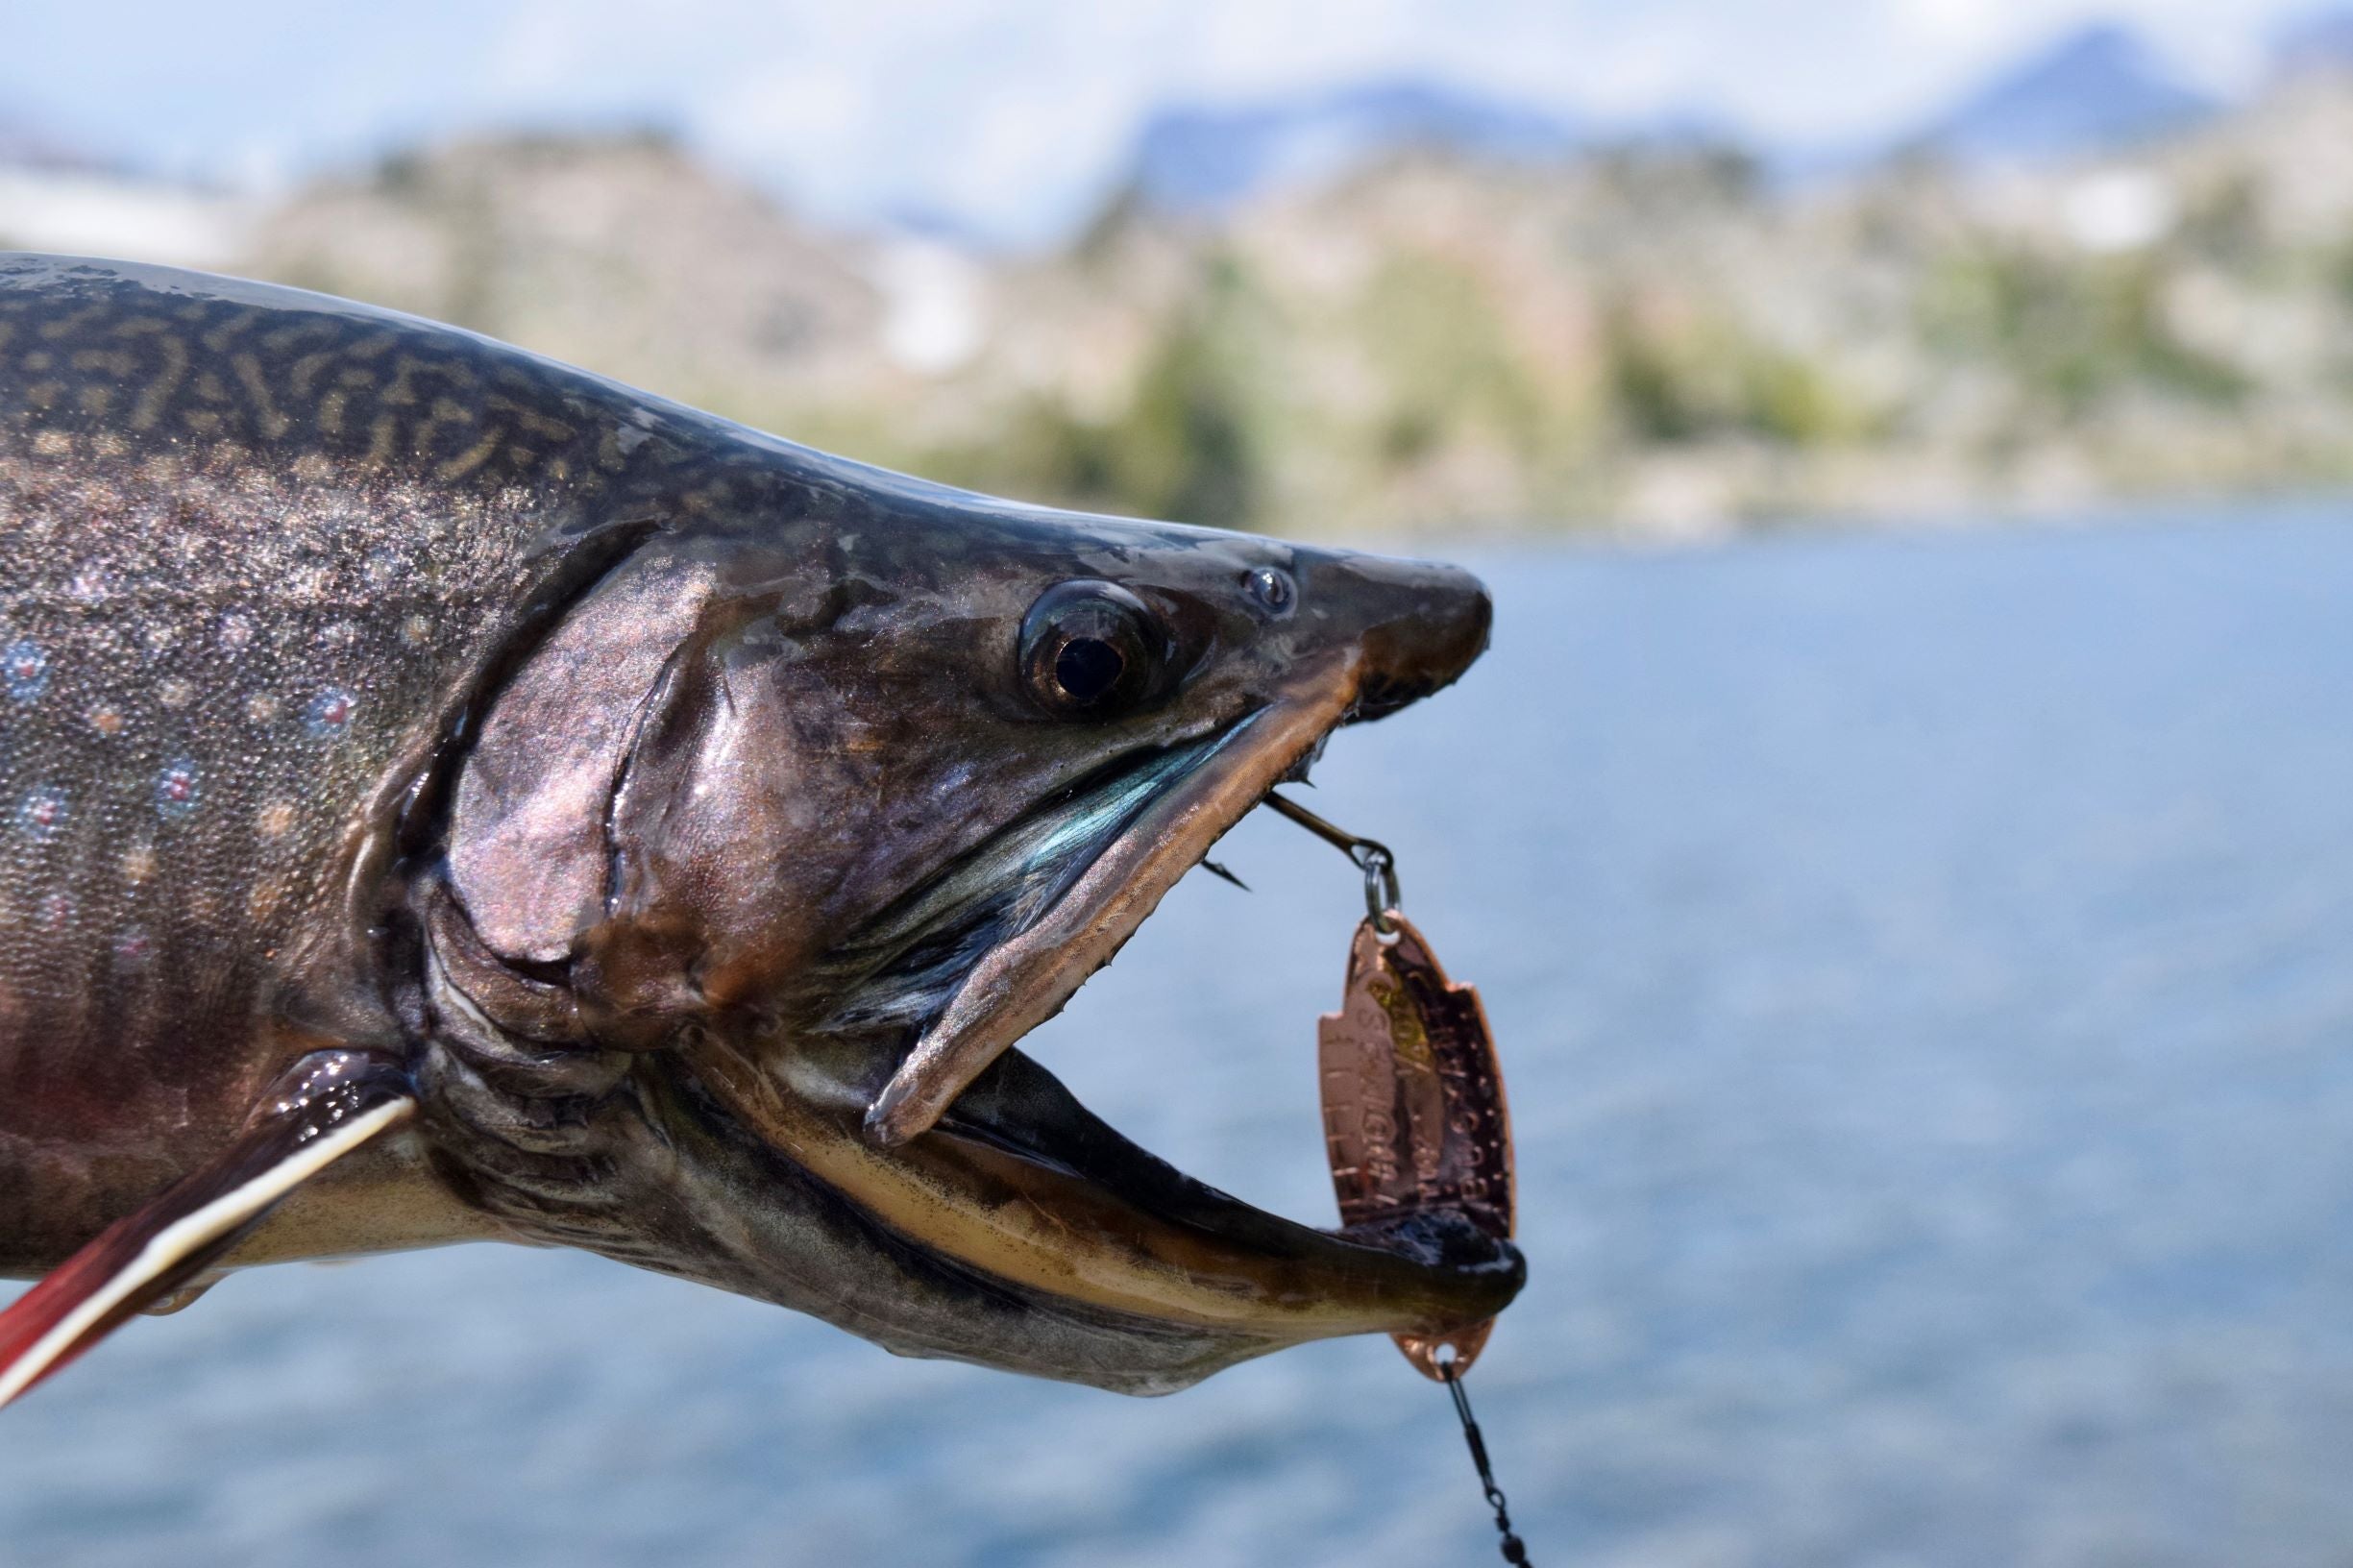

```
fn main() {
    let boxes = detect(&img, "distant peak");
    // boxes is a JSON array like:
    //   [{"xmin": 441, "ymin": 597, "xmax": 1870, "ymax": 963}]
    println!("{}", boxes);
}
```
[
  {"xmin": 2270, "ymin": 8, "xmax": 2353, "ymax": 78},
  {"xmin": 1124, "ymin": 76, "xmax": 1584, "ymax": 217},
  {"xmin": 1914, "ymin": 20, "xmax": 2218, "ymax": 165}
]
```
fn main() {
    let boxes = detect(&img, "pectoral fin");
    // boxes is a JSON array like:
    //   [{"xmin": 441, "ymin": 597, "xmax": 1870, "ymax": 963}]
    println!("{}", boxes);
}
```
[{"xmin": 0, "ymin": 1052, "xmax": 415, "ymax": 1409}]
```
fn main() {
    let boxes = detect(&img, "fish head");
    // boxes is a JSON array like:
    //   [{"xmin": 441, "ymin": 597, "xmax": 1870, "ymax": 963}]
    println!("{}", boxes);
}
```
[{"xmin": 427, "ymin": 475, "xmax": 1518, "ymax": 1394}]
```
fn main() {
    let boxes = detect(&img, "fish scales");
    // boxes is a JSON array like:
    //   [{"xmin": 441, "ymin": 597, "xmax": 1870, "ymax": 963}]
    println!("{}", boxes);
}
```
[{"xmin": 0, "ymin": 257, "xmax": 803, "ymax": 1266}]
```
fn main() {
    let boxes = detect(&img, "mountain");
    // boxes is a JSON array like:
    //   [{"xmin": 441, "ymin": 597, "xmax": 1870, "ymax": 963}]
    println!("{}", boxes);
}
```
[
  {"xmin": 1912, "ymin": 23, "xmax": 2219, "ymax": 163},
  {"xmin": 2270, "ymin": 9, "xmax": 2353, "ymax": 77},
  {"xmin": 236, "ymin": 133, "xmax": 887, "ymax": 416},
  {"xmin": 1125, "ymin": 78, "xmax": 1585, "ymax": 215},
  {"xmin": 0, "ymin": 110, "xmax": 110, "ymax": 174},
  {"xmin": 1117, "ymin": 27, "xmax": 2221, "ymax": 226}
]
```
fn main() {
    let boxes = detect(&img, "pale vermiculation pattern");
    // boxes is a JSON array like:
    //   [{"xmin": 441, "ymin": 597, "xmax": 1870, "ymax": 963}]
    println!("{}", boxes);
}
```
[
  {"xmin": 0, "ymin": 258, "xmax": 764, "ymax": 1258},
  {"xmin": 0, "ymin": 450, "xmax": 516, "ymax": 1013}
]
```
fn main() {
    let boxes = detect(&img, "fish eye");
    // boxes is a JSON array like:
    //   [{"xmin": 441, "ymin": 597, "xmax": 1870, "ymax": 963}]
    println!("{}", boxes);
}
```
[
  {"xmin": 1244, "ymin": 566, "xmax": 1296, "ymax": 617},
  {"xmin": 1019, "ymin": 580, "xmax": 1168, "ymax": 719}
]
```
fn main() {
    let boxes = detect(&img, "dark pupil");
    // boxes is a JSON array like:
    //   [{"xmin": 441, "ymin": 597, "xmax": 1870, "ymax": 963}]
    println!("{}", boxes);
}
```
[{"xmin": 1054, "ymin": 636, "xmax": 1124, "ymax": 703}]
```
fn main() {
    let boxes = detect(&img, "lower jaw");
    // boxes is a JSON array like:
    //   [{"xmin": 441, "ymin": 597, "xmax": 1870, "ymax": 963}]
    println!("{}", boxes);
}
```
[
  {"xmin": 679, "ymin": 1023, "xmax": 1523, "ymax": 1346},
  {"xmin": 633, "ymin": 1058, "xmax": 1311, "ymax": 1396}
]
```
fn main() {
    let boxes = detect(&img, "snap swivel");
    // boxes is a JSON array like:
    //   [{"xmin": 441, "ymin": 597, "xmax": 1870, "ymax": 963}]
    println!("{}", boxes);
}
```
[{"xmin": 1262, "ymin": 792, "xmax": 1402, "ymax": 935}]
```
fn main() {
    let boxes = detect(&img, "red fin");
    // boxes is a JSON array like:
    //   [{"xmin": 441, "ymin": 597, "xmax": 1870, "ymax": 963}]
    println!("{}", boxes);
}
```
[{"xmin": 0, "ymin": 1053, "xmax": 414, "ymax": 1409}]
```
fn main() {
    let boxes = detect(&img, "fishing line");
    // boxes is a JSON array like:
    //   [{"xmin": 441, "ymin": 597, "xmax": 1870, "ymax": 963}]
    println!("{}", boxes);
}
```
[
  {"xmin": 1263, "ymin": 791, "xmax": 1536, "ymax": 1563},
  {"xmin": 1440, "ymin": 1357, "xmax": 1533, "ymax": 1565}
]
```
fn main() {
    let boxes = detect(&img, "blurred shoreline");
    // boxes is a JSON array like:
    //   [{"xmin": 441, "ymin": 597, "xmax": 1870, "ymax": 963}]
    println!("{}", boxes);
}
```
[{"xmin": 13, "ymin": 55, "xmax": 2353, "ymax": 542}]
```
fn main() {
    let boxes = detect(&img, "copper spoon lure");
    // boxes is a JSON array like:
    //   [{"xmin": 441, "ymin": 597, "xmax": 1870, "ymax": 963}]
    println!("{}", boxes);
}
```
[{"xmin": 1262, "ymin": 793, "xmax": 1532, "ymax": 1564}]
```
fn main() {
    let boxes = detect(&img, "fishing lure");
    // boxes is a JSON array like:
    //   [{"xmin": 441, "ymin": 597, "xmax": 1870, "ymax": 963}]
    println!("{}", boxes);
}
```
[{"xmin": 1270, "ymin": 793, "xmax": 1532, "ymax": 1562}]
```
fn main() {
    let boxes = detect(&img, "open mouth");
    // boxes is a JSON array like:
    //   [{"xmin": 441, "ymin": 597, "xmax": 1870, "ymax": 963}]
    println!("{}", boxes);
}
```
[
  {"xmin": 674, "ymin": 646, "xmax": 1523, "ymax": 1365},
  {"xmin": 862, "ymin": 651, "xmax": 1369, "ymax": 1147}
]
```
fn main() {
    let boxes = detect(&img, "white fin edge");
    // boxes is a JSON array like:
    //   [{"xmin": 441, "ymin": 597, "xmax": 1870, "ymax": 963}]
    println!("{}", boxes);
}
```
[{"xmin": 0, "ymin": 1097, "xmax": 414, "ymax": 1409}]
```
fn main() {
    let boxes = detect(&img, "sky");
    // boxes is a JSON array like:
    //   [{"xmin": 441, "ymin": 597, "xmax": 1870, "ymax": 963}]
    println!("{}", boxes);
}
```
[{"xmin": 0, "ymin": 0, "xmax": 2331, "ymax": 243}]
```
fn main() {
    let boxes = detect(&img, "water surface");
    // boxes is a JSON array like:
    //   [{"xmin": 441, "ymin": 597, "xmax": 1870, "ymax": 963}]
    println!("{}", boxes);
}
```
[{"xmin": 6, "ymin": 507, "xmax": 2351, "ymax": 1566}]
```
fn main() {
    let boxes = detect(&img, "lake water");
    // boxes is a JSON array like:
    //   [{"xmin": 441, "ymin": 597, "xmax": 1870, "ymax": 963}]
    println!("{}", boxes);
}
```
[{"xmin": 5, "ymin": 505, "xmax": 2352, "ymax": 1566}]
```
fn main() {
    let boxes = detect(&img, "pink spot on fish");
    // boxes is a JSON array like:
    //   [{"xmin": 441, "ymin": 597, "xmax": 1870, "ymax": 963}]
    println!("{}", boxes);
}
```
[
  {"xmin": 4, "ymin": 640, "xmax": 48, "ymax": 703},
  {"xmin": 15, "ymin": 788, "xmax": 67, "ymax": 843},
  {"xmin": 304, "ymin": 686, "xmax": 357, "ymax": 739},
  {"xmin": 155, "ymin": 759, "xmax": 201, "ymax": 820}
]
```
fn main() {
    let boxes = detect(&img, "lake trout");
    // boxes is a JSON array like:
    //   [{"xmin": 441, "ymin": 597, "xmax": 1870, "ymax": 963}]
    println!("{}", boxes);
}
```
[{"xmin": 0, "ymin": 254, "xmax": 1521, "ymax": 1404}]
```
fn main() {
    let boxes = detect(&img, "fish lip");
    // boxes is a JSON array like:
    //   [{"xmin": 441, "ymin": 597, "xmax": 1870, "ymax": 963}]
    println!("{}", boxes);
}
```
[{"xmin": 861, "ymin": 648, "xmax": 1368, "ymax": 1147}]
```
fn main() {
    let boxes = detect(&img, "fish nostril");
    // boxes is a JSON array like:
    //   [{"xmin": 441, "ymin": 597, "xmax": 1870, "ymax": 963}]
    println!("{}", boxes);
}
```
[{"xmin": 1244, "ymin": 566, "xmax": 1296, "ymax": 618}]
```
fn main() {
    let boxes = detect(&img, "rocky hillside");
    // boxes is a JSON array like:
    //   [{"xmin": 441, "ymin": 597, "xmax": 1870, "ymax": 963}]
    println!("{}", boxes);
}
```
[{"xmin": 221, "ymin": 73, "xmax": 2353, "ymax": 539}]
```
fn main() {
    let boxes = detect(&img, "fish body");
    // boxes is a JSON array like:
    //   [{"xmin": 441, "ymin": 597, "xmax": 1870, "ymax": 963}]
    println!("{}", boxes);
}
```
[
  {"xmin": 0, "ymin": 255, "xmax": 1520, "ymax": 1403},
  {"xmin": 0, "ymin": 256, "xmax": 719, "ymax": 1270}
]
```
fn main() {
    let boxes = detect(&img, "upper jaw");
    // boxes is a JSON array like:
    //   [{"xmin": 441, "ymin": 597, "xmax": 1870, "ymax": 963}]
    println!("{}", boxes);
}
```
[{"xmin": 860, "ymin": 647, "xmax": 1368, "ymax": 1146}]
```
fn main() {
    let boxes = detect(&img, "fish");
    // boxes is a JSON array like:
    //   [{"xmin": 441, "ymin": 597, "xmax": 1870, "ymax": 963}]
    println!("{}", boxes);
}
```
[{"xmin": 0, "ymin": 254, "xmax": 1522, "ymax": 1405}]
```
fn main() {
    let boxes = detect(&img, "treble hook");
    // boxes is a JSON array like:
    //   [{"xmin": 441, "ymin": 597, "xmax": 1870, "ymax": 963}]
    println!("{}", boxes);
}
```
[
  {"xmin": 1262, "ymin": 792, "xmax": 1402, "ymax": 933},
  {"xmin": 1198, "ymin": 858, "xmax": 1251, "ymax": 892}
]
